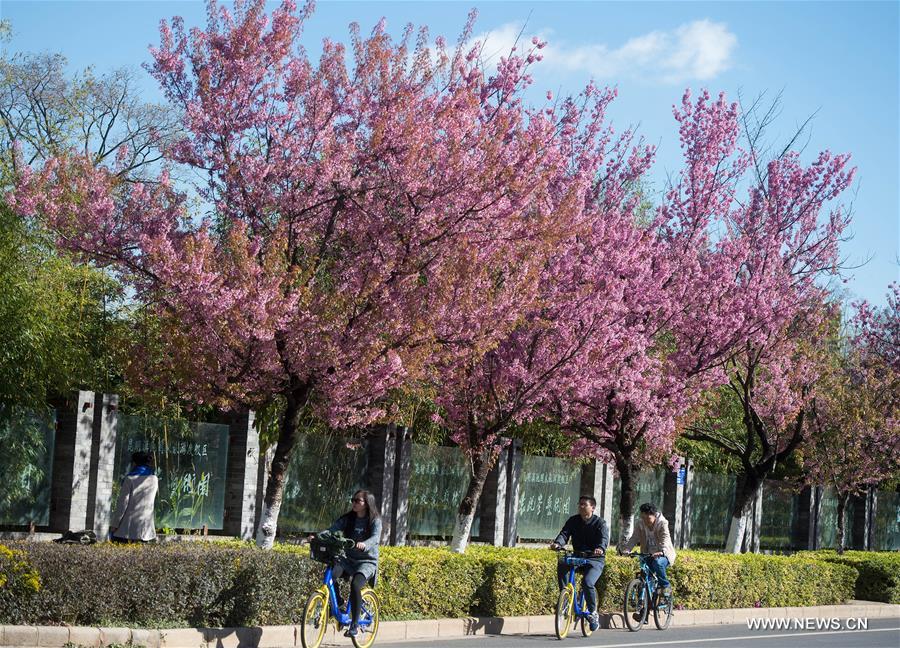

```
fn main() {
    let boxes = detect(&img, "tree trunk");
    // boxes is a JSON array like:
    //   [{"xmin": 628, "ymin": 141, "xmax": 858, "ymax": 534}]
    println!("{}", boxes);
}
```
[
  {"xmin": 255, "ymin": 386, "xmax": 310, "ymax": 548},
  {"xmin": 616, "ymin": 459, "xmax": 636, "ymax": 547},
  {"xmin": 836, "ymin": 491, "xmax": 849, "ymax": 555},
  {"xmin": 725, "ymin": 472, "xmax": 762, "ymax": 553},
  {"xmin": 450, "ymin": 446, "xmax": 498, "ymax": 553}
]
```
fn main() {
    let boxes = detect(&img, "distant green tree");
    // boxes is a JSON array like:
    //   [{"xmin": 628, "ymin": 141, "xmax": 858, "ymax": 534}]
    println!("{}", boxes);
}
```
[{"xmin": 0, "ymin": 202, "xmax": 125, "ymax": 412}]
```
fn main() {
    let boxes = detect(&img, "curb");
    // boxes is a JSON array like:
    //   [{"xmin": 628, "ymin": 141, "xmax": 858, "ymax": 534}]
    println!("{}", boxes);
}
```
[{"xmin": 2, "ymin": 602, "xmax": 898, "ymax": 647}]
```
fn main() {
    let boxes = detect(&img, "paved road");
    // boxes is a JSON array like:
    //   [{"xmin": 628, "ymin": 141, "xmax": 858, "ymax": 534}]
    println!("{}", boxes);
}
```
[{"xmin": 374, "ymin": 616, "xmax": 900, "ymax": 648}]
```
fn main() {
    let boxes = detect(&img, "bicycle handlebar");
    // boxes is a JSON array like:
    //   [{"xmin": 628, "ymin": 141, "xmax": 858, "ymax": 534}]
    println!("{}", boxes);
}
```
[
  {"xmin": 550, "ymin": 546, "xmax": 600, "ymax": 558},
  {"xmin": 313, "ymin": 533, "xmax": 355, "ymax": 550},
  {"xmin": 624, "ymin": 552, "xmax": 656, "ymax": 559}
]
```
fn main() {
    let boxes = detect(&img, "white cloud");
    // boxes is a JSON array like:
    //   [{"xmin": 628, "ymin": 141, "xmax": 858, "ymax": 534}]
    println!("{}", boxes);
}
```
[{"xmin": 474, "ymin": 19, "xmax": 737, "ymax": 84}]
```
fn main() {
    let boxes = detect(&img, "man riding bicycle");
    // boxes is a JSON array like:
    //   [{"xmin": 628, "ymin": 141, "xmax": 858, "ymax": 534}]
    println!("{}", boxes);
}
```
[
  {"xmin": 619, "ymin": 502, "xmax": 676, "ymax": 599},
  {"xmin": 549, "ymin": 495, "xmax": 609, "ymax": 632}
]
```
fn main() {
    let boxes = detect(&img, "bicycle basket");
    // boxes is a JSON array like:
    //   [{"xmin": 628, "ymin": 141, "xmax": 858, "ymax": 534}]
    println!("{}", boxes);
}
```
[{"xmin": 310, "ymin": 537, "xmax": 344, "ymax": 564}]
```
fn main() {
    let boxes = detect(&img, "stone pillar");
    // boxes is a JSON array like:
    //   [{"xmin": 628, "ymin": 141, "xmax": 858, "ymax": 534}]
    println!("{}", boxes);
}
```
[
  {"xmin": 793, "ymin": 486, "xmax": 821, "ymax": 550},
  {"xmin": 662, "ymin": 457, "xmax": 686, "ymax": 547},
  {"xmin": 850, "ymin": 489, "xmax": 870, "ymax": 550},
  {"xmin": 390, "ymin": 426, "xmax": 412, "ymax": 546},
  {"xmin": 366, "ymin": 425, "xmax": 397, "ymax": 543},
  {"xmin": 679, "ymin": 459, "xmax": 694, "ymax": 549},
  {"xmin": 86, "ymin": 393, "xmax": 119, "ymax": 538},
  {"xmin": 224, "ymin": 411, "xmax": 260, "ymax": 540},
  {"xmin": 503, "ymin": 439, "xmax": 523, "ymax": 547},
  {"xmin": 581, "ymin": 459, "xmax": 615, "ymax": 531},
  {"xmin": 49, "ymin": 391, "xmax": 95, "ymax": 533},
  {"xmin": 793, "ymin": 486, "xmax": 811, "ymax": 550},
  {"xmin": 479, "ymin": 440, "xmax": 510, "ymax": 546}
]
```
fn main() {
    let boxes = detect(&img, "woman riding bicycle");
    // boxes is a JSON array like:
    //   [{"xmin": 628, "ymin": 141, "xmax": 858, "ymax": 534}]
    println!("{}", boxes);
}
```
[
  {"xmin": 549, "ymin": 495, "xmax": 609, "ymax": 632},
  {"xmin": 314, "ymin": 490, "xmax": 382, "ymax": 639}
]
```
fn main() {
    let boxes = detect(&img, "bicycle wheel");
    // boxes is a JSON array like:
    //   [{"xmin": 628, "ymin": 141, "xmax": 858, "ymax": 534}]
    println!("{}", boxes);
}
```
[
  {"xmin": 351, "ymin": 588, "xmax": 380, "ymax": 648},
  {"xmin": 623, "ymin": 578, "xmax": 648, "ymax": 632},
  {"xmin": 578, "ymin": 590, "xmax": 594, "ymax": 637},
  {"xmin": 554, "ymin": 584, "xmax": 575, "ymax": 639},
  {"xmin": 653, "ymin": 589, "xmax": 674, "ymax": 630},
  {"xmin": 300, "ymin": 590, "xmax": 329, "ymax": 648}
]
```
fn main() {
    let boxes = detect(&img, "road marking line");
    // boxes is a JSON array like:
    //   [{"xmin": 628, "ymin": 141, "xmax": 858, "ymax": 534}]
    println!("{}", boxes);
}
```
[{"xmin": 579, "ymin": 626, "xmax": 900, "ymax": 648}]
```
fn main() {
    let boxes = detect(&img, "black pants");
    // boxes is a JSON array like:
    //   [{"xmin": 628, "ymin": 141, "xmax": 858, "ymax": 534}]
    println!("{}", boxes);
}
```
[
  {"xmin": 557, "ymin": 559, "xmax": 604, "ymax": 614},
  {"xmin": 332, "ymin": 565, "xmax": 367, "ymax": 625}
]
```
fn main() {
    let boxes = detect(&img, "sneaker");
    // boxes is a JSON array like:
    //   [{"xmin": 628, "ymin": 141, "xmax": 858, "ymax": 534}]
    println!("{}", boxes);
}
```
[
  {"xmin": 344, "ymin": 624, "xmax": 358, "ymax": 638},
  {"xmin": 632, "ymin": 612, "xmax": 643, "ymax": 622},
  {"xmin": 588, "ymin": 612, "xmax": 599, "ymax": 632},
  {"xmin": 662, "ymin": 586, "xmax": 673, "ymax": 598}
]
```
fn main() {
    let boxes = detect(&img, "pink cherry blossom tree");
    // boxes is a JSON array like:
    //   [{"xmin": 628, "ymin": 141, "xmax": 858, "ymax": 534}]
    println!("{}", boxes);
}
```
[
  {"xmin": 855, "ymin": 283, "xmax": 900, "ymax": 372},
  {"xmin": 675, "ymin": 90, "xmax": 855, "ymax": 552},
  {"xmin": 559, "ymin": 91, "xmax": 756, "ymax": 545},
  {"xmin": 433, "ymin": 88, "xmax": 656, "ymax": 550},
  {"xmin": 564, "ymin": 90, "xmax": 855, "ymax": 549},
  {"xmin": 11, "ymin": 0, "xmax": 608, "ymax": 547},
  {"xmin": 804, "ymin": 312, "xmax": 900, "ymax": 553}
]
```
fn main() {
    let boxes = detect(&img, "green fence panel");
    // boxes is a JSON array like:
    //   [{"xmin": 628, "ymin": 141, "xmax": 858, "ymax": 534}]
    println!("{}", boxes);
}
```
[
  {"xmin": 685, "ymin": 472, "xmax": 735, "ymax": 549},
  {"xmin": 516, "ymin": 455, "xmax": 582, "ymax": 541},
  {"xmin": 114, "ymin": 415, "xmax": 229, "ymax": 530},
  {"xmin": 279, "ymin": 434, "xmax": 368, "ymax": 533},
  {"xmin": 759, "ymin": 479, "xmax": 800, "ymax": 550},
  {"xmin": 873, "ymin": 490, "xmax": 900, "ymax": 551},
  {"xmin": 408, "ymin": 444, "xmax": 479, "ymax": 537},
  {"xmin": 0, "ymin": 408, "xmax": 55, "ymax": 526},
  {"xmin": 815, "ymin": 486, "xmax": 857, "ymax": 550}
]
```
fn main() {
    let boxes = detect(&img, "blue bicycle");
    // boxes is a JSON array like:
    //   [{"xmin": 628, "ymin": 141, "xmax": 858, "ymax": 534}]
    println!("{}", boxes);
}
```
[
  {"xmin": 301, "ymin": 534, "xmax": 380, "ymax": 648},
  {"xmin": 553, "ymin": 548, "xmax": 598, "ymax": 639},
  {"xmin": 623, "ymin": 553, "xmax": 673, "ymax": 632}
]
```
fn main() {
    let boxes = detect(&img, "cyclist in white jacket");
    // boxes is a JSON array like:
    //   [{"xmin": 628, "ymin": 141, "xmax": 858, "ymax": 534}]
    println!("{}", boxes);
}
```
[{"xmin": 619, "ymin": 502, "xmax": 676, "ymax": 597}]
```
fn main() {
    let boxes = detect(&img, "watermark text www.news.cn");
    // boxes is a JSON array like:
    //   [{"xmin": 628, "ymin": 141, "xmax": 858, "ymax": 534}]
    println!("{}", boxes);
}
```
[{"xmin": 747, "ymin": 617, "xmax": 869, "ymax": 631}]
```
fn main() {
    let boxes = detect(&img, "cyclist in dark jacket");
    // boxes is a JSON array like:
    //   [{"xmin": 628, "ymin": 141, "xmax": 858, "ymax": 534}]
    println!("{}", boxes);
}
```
[
  {"xmin": 550, "ymin": 495, "xmax": 609, "ymax": 631},
  {"xmin": 317, "ymin": 490, "xmax": 382, "ymax": 638}
]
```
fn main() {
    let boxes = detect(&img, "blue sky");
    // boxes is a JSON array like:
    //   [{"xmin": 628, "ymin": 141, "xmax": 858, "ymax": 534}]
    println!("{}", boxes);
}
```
[{"xmin": 2, "ymin": 0, "xmax": 898, "ymax": 307}]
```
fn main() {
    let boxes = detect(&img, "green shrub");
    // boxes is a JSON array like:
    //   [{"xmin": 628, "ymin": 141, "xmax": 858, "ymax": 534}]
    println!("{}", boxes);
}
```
[
  {"xmin": 377, "ymin": 547, "xmax": 486, "ymax": 619},
  {"xmin": 797, "ymin": 550, "xmax": 900, "ymax": 603},
  {"xmin": 2, "ymin": 541, "xmax": 319, "ymax": 627},
  {"xmin": 0, "ymin": 542, "xmax": 858, "ymax": 627},
  {"xmin": 0, "ymin": 544, "xmax": 41, "ymax": 623},
  {"xmin": 672, "ymin": 551, "xmax": 856, "ymax": 609}
]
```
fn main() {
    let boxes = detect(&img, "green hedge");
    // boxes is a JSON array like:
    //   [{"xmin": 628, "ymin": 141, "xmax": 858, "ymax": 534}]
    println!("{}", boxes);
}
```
[
  {"xmin": 462, "ymin": 547, "xmax": 857, "ymax": 615},
  {"xmin": 797, "ymin": 550, "xmax": 900, "ymax": 603},
  {"xmin": 0, "ymin": 542, "xmax": 858, "ymax": 627},
  {"xmin": 1, "ymin": 541, "xmax": 320, "ymax": 627}
]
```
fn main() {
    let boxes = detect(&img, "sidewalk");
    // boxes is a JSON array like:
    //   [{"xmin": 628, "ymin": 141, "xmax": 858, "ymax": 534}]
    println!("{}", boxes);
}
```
[{"xmin": 1, "ymin": 602, "xmax": 898, "ymax": 647}]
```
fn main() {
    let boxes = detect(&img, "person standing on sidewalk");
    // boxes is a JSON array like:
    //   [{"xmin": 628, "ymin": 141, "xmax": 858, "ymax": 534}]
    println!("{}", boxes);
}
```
[
  {"xmin": 549, "ymin": 495, "xmax": 609, "ymax": 631},
  {"xmin": 619, "ymin": 502, "xmax": 676, "ymax": 598},
  {"xmin": 110, "ymin": 451, "xmax": 158, "ymax": 543}
]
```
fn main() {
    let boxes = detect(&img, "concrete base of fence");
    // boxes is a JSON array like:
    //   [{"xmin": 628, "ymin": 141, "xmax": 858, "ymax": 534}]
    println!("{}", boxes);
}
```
[{"xmin": 2, "ymin": 602, "xmax": 898, "ymax": 647}]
